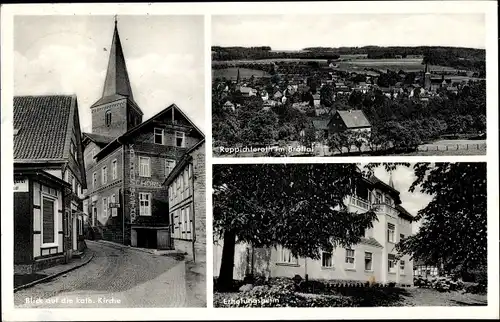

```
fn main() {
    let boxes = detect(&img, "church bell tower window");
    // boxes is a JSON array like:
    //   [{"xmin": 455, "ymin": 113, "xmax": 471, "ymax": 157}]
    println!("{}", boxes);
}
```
[{"xmin": 105, "ymin": 110, "xmax": 112, "ymax": 126}]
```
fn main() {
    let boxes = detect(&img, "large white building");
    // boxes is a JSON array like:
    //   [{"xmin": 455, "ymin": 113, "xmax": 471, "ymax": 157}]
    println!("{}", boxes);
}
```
[{"xmin": 214, "ymin": 174, "xmax": 414, "ymax": 286}]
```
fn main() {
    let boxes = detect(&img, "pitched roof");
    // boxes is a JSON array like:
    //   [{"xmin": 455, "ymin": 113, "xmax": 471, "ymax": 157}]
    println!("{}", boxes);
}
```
[
  {"xmin": 82, "ymin": 132, "xmax": 115, "ymax": 147},
  {"xmin": 365, "ymin": 175, "xmax": 401, "ymax": 205},
  {"xmin": 239, "ymin": 86, "xmax": 256, "ymax": 94},
  {"xmin": 163, "ymin": 139, "xmax": 205, "ymax": 186},
  {"xmin": 312, "ymin": 118, "xmax": 330, "ymax": 130},
  {"xmin": 336, "ymin": 110, "xmax": 371, "ymax": 129},
  {"xmin": 102, "ymin": 22, "xmax": 134, "ymax": 100},
  {"xmin": 90, "ymin": 22, "xmax": 142, "ymax": 115},
  {"xmin": 14, "ymin": 95, "xmax": 75, "ymax": 161},
  {"xmin": 396, "ymin": 205, "xmax": 414, "ymax": 221},
  {"xmin": 95, "ymin": 103, "xmax": 204, "ymax": 159}
]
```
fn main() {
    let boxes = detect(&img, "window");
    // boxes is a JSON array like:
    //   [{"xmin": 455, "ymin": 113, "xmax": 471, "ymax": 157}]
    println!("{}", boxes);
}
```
[
  {"xmin": 345, "ymin": 249, "xmax": 355, "ymax": 269},
  {"xmin": 400, "ymin": 233, "xmax": 405, "ymax": 241},
  {"xmin": 400, "ymin": 260, "xmax": 406, "ymax": 274},
  {"xmin": 139, "ymin": 193, "xmax": 151, "ymax": 216},
  {"xmin": 72, "ymin": 177, "xmax": 76, "ymax": 193},
  {"xmin": 321, "ymin": 251, "xmax": 333, "ymax": 268},
  {"xmin": 102, "ymin": 166, "xmax": 107, "ymax": 185},
  {"xmin": 105, "ymin": 110, "xmax": 112, "ymax": 126},
  {"xmin": 102, "ymin": 197, "xmax": 108, "ymax": 218},
  {"xmin": 280, "ymin": 247, "xmax": 298, "ymax": 264},
  {"xmin": 170, "ymin": 213, "xmax": 174, "ymax": 233},
  {"xmin": 388, "ymin": 254, "xmax": 396, "ymax": 273},
  {"xmin": 112, "ymin": 159, "xmax": 117, "ymax": 180},
  {"xmin": 42, "ymin": 196, "xmax": 56, "ymax": 244},
  {"xmin": 139, "ymin": 157, "xmax": 150, "ymax": 177},
  {"xmin": 165, "ymin": 159, "xmax": 176, "ymax": 177},
  {"xmin": 375, "ymin": 191, "xmax": 383, "ymax": 204},
  {"xmin": 365, "ymin": 252, "xmax": 373, "ymax": 271},
  {"xmin": 175, "ymin": 131, "xmax": 185, "ymax": 147},
  {"xmin": 387, "ymin": 223, "xmax": 395, "ymax": 243},
  {"xmin": 386, "ymin": 196, "xmax": 393, "ymax": 206},
  {"xmin": 77, "ymin": 183, "xmax": 81, "ymax": 197},
  {"xmin": 181, "ymin": 207, "xmax": 191, "ymax": 240},
  {"xmin": 154, "ymin": 128, "xmax": 164, "ymax": 145},
  {"xmin": 111, "ymin": 194, "xmax": 117, "ymax": 217},
  {"xmin": 93, "ymin": 172, "xmax": 97, "ymax": 189},
  {"xmin": 188, "ymin": 164, "xmax": 193, "ymax": 178}
]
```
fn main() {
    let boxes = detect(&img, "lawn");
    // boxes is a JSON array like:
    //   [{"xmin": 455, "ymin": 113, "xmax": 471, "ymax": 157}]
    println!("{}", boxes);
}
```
[
  {"xmin": 336, "ymin": 58, "xmax": 460, "ymax": 73},
  {"xmin": 398, "ymin": 288, "xmax": 487, "ymax": 307},
  {"xmin": 400, "ymin": 149, "xmax": 486, "ymax": 156},
  {"xmin": 212, "ymin": 67, "xmax": 270, "ymax": 79}
]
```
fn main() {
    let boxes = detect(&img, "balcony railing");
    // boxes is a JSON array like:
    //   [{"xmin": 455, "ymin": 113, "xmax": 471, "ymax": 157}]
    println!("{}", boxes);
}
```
[
  {"xmin": 350, "ymin": 196, "xmax": 370, "ymax": 210},
  {"xmin": 372, "ymin": 203, "xmax": 399, "ymax": 217}
]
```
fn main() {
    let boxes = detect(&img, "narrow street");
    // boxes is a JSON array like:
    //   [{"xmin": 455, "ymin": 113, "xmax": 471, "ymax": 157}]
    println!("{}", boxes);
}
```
[{"xmin": 14, "ymin": 241, "xmax": 192, "ymax": 308}]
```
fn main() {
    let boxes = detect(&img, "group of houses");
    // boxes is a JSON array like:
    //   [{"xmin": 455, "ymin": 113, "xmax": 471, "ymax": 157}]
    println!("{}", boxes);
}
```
[
  {"xmin": 220, "ymin": 62, "xmax": 471, "ymax": 114},
  {"xmin": 14, "ymin": 20, "xmax": 205, "ymax": 274},
  {"xmin": 214, "ymin": 173, "xmax": 416, "ymax": 286}
]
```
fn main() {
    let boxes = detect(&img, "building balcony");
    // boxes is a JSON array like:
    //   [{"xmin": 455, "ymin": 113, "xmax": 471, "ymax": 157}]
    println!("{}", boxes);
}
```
[
  {"xmin": 372, "ymin": 203, "xmax": 399, "ymax": 218},
  {"xmin": 349, "ymin": 196, "xmax": 370, "ymax": 210}
]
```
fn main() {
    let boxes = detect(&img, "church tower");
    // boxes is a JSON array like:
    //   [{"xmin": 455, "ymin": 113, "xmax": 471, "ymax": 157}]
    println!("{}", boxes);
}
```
[
  {"xmin": 423, "ymin": 63, "xmax": 431, "ymax": 91},
  {"xmin": 90, "ymin": 18, "xmax": 143, "ymax": 138}
]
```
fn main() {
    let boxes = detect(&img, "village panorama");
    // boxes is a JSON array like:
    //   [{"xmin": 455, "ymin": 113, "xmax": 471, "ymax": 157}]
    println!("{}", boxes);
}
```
[{"xmin": 212, "ymin": 46, "xmax": 486, "ymax": 157}]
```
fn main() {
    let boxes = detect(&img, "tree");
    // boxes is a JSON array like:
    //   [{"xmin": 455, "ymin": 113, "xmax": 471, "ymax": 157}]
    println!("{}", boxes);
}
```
[
  {"xmin": 327, "ymin": 130, "xmax": 358, "ymax": 154},
  {"xmin": 213, "ymin": 164, "xmax": 378, "ymax": 289},
  {"xmin": 396, "ymin": 163, "xmax": 487, "ymax": 278},
  {"xmin": 239, "ymin": 110, "xmax": 278, "ymax": 146},
  {"xmin": 348, "ymin": 90, "xmax": 364, "ymax": 108},
  {"xmin": 300, "ymin": 126, "xmax": 316, "ymax": 148},
  {"xmin": 320, "ymin": 85, "xmax": 335, "ymax": 107}
]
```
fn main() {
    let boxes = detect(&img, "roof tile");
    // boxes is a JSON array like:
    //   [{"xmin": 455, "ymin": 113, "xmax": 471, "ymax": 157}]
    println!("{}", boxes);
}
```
[{"xmin": 14, "ymin": 95, "xmax": 74, "ymax": 161}]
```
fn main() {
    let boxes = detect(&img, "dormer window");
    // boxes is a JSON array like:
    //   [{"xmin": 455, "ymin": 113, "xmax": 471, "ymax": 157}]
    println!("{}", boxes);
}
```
[
  {"xmin": 105, "ymin": 110, "xmax": 112, "ymax": 126},
  {"xmin": 154, "ymin": 128, "xmax": 164, "ymax": 145},
  {"xmin": 175, "ymin": 131, "xmax": 185, "ymax": 148}
]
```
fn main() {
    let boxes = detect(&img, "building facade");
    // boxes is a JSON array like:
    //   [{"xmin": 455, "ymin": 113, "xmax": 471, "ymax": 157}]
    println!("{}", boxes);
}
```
[
  {"xmin": 14, "ymin": 95, "xmax": 87, "ymax": 273},
  {"xmin": 164, "ymin": 140, "xmax": 206, "ymax": 263},
  {"xmin": 82, "ymin": 20, "xmax": 204, "ymax": 249},
  {"xmin": 213, "ymin": 175, "xmax": 414, "ymax": 286}
]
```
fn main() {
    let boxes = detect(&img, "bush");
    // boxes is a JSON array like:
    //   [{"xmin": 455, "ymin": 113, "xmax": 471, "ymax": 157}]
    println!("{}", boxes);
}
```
[{"xmin": 413, "ymin": 275, "xmax": 464, "ymax": 292}]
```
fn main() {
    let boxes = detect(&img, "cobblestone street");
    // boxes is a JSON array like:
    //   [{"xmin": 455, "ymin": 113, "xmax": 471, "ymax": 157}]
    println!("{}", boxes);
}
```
[{"xmin": 14, "ymin": 241, "xmax": 196, "ymax": 308}]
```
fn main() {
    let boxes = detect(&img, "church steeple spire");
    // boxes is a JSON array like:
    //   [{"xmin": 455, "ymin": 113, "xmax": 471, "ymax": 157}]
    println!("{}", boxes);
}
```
[
  {"xmin": 90, "ymin": 17, "xmax": 143, "ymax": 138},
  {"xmin": 388, "ymin": 173, "xmax": 395, "ymax": 189},
  {"xmin": 102, "ymin": 17, "xmax": 134, "ymax": 100}
]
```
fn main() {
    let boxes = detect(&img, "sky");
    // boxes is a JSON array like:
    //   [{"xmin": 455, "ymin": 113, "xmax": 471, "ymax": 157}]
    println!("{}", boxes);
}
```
[
  {"xmin": 14, "ymin": 15, "xmax": 205, "ymax": 133},
  {"xmin": 371, "ymin": 164, "xmax": 433, "ymax": 234},
  {"xmin": 212, "ymin": 14, "xmax": 485, "ymax": 50}
]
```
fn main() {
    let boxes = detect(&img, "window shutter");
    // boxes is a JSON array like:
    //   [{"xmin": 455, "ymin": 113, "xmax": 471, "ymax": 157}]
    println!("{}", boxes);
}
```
[{"xmin": 42, "ymin": 198, "xmax": 55, "ymax": 243}]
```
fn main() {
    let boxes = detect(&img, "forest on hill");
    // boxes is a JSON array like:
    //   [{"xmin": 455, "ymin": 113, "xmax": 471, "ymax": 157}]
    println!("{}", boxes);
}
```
[{"xmin": 212, "ymin": 46, "xmax": 485, "ymax": 73}]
